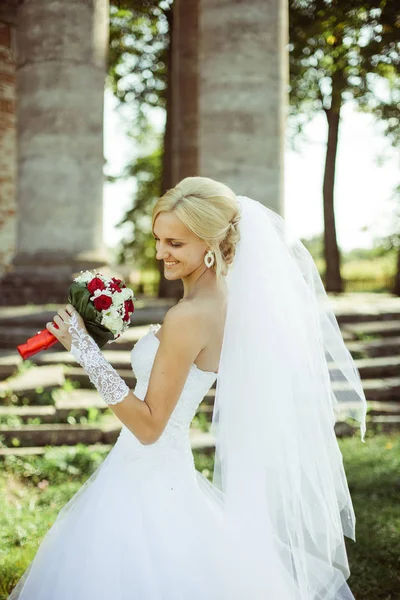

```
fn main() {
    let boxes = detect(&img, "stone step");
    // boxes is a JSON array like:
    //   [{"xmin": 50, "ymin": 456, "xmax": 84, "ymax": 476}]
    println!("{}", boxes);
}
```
[
  {"xmin": 0, "ymin": 415, "xmax": 121, "ymax": 447},
  {"xmin": 0, "ymin": 404, "xmax": 57, "ymax": 423},
  {"xmin": 0, "ymin": 364, "xmax": 19, "ymax": 380},
  {"xmin": 328, "ymin": 294, "xmax": 400, "ymax": 324},
  {"xmin": 0, "ymin": 364, "xmax": 65, "ymax": 400},
  {"xmin": 54, "ymin": 389, "xmax": 111, "ymax": 420},
  {"xmin": 339, "ymin": 356, "xmax": 400, "ymax": 380},
  {"xmin": 336, "ymin": 311, "xmax": 400, "ymax": 325},
  {"xmin": 0, "ymin": 390, "xmax": 111, "ymax": 423},
  {"xmin": 365, "ymin": 415, "xmax": 400, "ymax": 433},
  {"xmin": 365, "ymin": 401, "xmax": 400, "ymax": 416},
  {"xmin": 343, "ymin": 320, "xmax": 400, "ymax": 339},
  {"xmin": 0, "ymin": 351, "xmax": 21, "ymax": 374},
  {"xmin": 346, "ymin": 337, "xmax": 400, "ymax": 359},
  {"xmin": 333, "ymin": 377, "xmax": 400, "ymax": 402}
]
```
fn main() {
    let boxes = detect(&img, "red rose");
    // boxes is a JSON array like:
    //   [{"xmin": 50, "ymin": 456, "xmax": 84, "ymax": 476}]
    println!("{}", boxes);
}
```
[
  {"xmin": 125, "ymin": 299, "xmax": 134, "ymax": 312},
  {"xmin": 109, "ymin": 282, "xmax": 122, "ymax": 293},
  {"xmin": 93, "ymin": 294, "xmax": 113, "ymax": 311},
  {"xmin": 123, "ymin": 299, "xmax": 134, "ymax": 322},
  {"xmin": 111, "ymin": 277, "xmax": 126, "ymax": 290},
  {"xmin": 87, "ymin": 277, "xmax": 105, "ymax": 294}
]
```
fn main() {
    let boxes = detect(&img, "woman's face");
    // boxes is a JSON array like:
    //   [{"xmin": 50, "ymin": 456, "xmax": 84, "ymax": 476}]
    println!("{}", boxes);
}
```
[{"xmin": 153, "ymin": 211, "xmax": 208, "ymax": 280}]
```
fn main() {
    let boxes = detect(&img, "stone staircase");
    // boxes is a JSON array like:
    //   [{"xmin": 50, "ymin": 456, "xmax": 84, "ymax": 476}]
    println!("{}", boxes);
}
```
[{"xmin": 1, "ymin": 294, "xmax": 400, "ymax": 458}]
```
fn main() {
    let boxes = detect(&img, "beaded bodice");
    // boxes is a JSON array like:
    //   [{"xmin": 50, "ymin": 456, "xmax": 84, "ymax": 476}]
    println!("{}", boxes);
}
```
[{"xmin": 113, "ymin": 324, "xmax": 217, "ymax": 473}]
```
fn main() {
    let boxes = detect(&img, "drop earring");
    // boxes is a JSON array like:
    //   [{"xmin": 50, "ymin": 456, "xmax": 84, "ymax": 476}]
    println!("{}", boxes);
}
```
[{"xmin": 204, "ymin": 250, "xmax": 215, "ymax": 268}]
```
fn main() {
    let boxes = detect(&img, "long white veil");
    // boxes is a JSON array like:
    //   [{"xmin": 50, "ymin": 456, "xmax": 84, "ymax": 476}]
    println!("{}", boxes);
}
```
[{"xmin": 209, "ymin": 195, "xmax": 367, "ymax": 599}]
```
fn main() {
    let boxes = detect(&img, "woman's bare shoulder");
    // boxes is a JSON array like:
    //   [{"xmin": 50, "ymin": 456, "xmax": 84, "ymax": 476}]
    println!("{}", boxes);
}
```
[
  {"xmin": 164, "ymin": 298, "xmax": 207, "ymax": 326},
  {"xmin": 158, "ymin": 301, "xmax": 208, "ymax": 355},
  {"xmin": 169, "ymin": 295, "xmax": 226, "ymax": 336}
]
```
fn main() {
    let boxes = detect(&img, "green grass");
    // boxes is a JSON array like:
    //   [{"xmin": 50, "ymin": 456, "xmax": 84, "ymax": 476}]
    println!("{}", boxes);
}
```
[
  {"xmin": 340, "ymin": 432, "xmax": 400, "ymax": 599},
  {"xmin": 314, "ymin": 253, "xmax": 396, "ymax": 293},
  {"xmin": 0, "ymin": 444, "xmax": 110, "ymax": 598},
  {"xmin": 0, "ymin": 434, "xmax": 399, "ymax": 599}
]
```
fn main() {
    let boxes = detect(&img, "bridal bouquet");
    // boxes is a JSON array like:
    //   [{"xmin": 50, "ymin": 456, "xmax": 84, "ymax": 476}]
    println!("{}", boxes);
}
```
[{"xmin": 17, "ymin": 271, "xmax": 136, "ymax": 360}]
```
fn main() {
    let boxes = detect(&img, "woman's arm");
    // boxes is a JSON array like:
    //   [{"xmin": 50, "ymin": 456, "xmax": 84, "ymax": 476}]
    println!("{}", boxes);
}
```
[{"xmin": 47, "ymin": 304, "xmax": 206, "ymax": 445}]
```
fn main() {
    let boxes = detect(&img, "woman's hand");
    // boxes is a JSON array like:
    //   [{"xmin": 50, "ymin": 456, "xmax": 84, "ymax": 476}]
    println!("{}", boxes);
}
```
[{"xmin": 46, "ymin": 305, "xmax": 87, "ymax": 352}]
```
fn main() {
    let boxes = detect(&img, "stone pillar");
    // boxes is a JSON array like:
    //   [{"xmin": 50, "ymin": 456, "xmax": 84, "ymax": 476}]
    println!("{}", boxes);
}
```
[
  {"xmin": 170, "ymin": 0, "xmax": 199, "ymax": 182},
  {"xmin": 0, "ymin": 0, "xmax": 109, "ymax": 304},
  {"xmin": 171, "ymin": 0, "xmax": 288, "ymax": 215},
  {"xmin": 0, "ymin": 3, "xmax": 17, "ymax": 277}
]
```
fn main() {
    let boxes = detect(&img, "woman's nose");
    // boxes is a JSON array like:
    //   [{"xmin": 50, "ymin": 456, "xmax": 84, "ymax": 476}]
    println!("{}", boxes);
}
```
[{"xmin": 156, "ymin": 244, "xmax": 169, "ymax": 260}]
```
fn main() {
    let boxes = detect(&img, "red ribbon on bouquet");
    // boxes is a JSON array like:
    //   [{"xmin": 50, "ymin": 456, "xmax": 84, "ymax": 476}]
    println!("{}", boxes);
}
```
[{"xmin": 17, "ymin": 325, "xmax": 59, "ymax": 360}]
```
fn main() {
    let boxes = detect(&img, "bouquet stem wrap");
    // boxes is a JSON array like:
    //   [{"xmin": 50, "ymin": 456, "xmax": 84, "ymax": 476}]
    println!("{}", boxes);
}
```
[{"xmin": 17, "ymin": 329, "xmax": 59, "ymax": 360}]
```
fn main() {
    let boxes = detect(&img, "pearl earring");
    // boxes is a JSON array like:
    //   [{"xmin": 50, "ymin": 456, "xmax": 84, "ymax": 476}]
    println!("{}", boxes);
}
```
[{"xmin": 204, "ymin": 250, "xmax": 215, "ymax": 268}]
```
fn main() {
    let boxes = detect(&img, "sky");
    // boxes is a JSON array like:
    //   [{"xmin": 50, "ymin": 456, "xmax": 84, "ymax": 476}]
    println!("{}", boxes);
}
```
[{"xmin": 104, "ymin": 91, "xmax": 399, "ymax": 253}]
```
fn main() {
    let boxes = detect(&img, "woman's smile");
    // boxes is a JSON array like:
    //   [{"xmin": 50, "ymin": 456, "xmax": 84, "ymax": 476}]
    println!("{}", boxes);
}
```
[{"xmin": 164, "ymin": 260, "xmax": 179, "ymax": 268}]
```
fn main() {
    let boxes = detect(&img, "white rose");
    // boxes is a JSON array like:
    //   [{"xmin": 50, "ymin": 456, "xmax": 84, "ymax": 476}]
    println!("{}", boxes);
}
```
[
  {"xmin": 101, "ymin": 305, "xmax": 124, "ymax": 333},
  {"xmin": 74, "ymin": 270, "xmax": 96, "ymax": 285},
  {"xmin": 119, "ymin": 287, "xmax": 135, "ymax": 302},
  {"xmin": 102, "ymin": 312, "xmax": 123, "ymax": 335},
  {"xmin": 111, "ymin": 287, "xmax": 134, "ymax": 308}
]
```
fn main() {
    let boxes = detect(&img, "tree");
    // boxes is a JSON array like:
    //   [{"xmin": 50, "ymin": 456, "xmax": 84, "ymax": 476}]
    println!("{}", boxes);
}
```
[
  {"xmin": 108, "ymin": 1, "xmax": 177, "ymax": 297},
  {"xmin": 115, "ymin": 143, "xmax": 163, "ymax": 270},
  {"xmin": 289, "ymin": 0, "xmax": 400, "ymax": 292}
]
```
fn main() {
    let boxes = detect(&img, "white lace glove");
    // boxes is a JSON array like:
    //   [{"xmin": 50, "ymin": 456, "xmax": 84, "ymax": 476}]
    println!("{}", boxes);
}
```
[{"xmin": 67, "ymin": 310, "xmax": 130, "ymax": 406}]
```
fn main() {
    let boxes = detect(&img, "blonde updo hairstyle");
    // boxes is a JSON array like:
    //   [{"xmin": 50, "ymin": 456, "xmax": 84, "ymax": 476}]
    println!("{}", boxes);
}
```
[{"xmin": 152, "ymin": 176, "xmax": 241, "ymax": 282}]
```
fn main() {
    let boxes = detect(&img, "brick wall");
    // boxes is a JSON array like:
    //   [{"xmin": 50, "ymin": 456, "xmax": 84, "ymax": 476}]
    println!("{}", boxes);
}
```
[{"xmin": 0, "ymin": 21, "xmax": 16, "ymax": 276}]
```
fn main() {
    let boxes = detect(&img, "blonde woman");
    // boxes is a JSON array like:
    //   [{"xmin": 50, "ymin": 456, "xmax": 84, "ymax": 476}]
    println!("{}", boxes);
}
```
[{"xmin": 9, "ymin": 177, "xmax": 366, "ymax": 600}]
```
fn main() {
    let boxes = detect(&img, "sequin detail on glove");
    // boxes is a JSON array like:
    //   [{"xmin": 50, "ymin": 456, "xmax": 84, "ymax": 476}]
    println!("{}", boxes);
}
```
[{"xmin": 67, "ymin": 311, "xmax": 130, "ymax": 405}]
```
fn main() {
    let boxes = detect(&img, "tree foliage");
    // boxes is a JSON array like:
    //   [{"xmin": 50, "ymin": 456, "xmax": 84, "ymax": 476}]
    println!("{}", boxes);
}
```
[
  {"xmin": 109, "ymin": 0, "xmax": 171, "ymax": 119},
  {"xmin": 115, "ymin": 144, "xmax": 163, "ymax": 269},
  {"xmin": 108, "ymin": 1, "xmax": 171, "ymax": 269},
  {"xmin": 289, "ymin": 0, "xmax": 399, "ymax": 291},
  {"xmin": 289, "ymin": 0, "xmax": 399, "ymax": 144}
]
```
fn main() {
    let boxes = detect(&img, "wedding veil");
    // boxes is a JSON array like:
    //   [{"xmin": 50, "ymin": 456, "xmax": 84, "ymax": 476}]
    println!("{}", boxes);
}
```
[{"xmin": 211, "ymin": 195, "xmax": 367, "ymax": 599}]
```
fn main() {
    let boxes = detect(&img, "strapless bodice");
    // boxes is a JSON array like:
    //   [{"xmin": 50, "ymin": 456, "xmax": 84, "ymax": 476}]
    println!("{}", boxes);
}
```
[{"xmin": 113, "ymin": 324, "xmax": 217, "ymax": 474}]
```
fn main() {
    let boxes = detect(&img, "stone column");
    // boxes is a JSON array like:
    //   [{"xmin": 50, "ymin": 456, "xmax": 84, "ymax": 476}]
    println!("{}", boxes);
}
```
[
  {"xmin": 0, "ymin": 0, "xmax": 109, "ymax": 304},
  {"xmin": 171, "ymin": 0, "xmax": 288, "ymax": 215},
  {"xmin": 170, "ymin": 0, "xmax": 199, "ymax": 182},
  {"xmin": 0, "ymin": 3, "xmax": 17, "ymax": 276}
]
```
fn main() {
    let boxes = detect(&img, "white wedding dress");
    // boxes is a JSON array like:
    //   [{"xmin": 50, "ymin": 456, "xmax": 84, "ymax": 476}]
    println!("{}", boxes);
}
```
[
  {"xmin": 9, "ymin": 323, "xmax": 357, "ymax": 600},
  {"xmin": 9, "ymin": 324, "xmax": 296, "ymax": 600}
]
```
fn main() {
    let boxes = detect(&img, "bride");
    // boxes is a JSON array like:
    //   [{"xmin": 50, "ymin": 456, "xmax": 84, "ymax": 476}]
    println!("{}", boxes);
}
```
[{"xmin": 9, "ymin": 176, "xmax": 367, "ymax": 600}]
